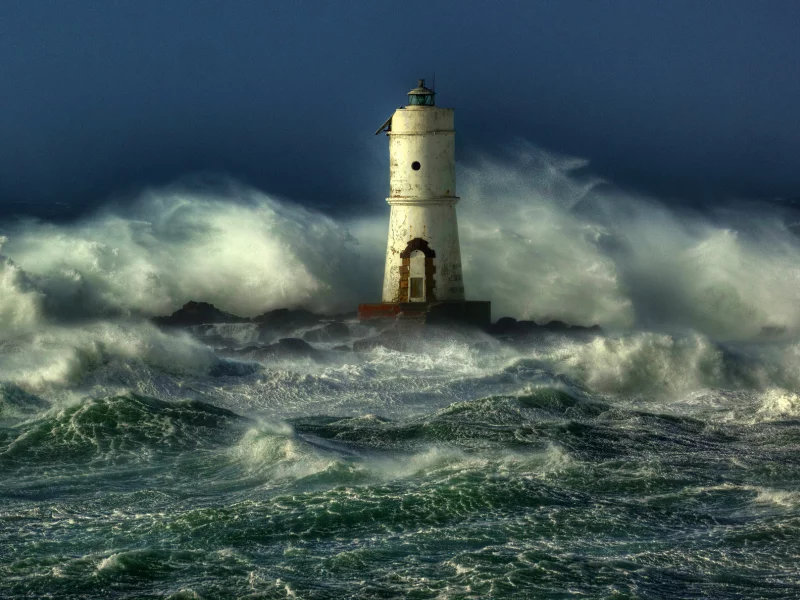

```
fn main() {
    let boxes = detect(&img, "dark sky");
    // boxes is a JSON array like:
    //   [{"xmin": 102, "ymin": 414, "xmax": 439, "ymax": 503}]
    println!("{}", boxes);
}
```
[{"xmin": 1, "ymin": 0, "xmax": 798, "ymax": 220}]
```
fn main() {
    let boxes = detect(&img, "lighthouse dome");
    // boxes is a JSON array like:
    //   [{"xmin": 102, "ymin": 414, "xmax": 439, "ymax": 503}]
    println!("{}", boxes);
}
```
[{"xmin": 407, "ymin": 79, "xmax": 435, "ymax": 106}]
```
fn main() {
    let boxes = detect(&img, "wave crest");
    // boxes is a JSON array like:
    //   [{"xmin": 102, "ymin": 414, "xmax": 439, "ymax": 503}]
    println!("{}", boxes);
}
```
[
  {"xmin": 3, "ymin": 145, "xmax": 800, "ymax": 341},
  {"xmin": 1, "ymin": 184, "xmax": 379, "ymax": 323}
]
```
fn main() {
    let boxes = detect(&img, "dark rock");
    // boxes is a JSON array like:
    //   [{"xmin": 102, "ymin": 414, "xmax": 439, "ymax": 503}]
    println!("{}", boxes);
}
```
[
  {"xmin": 424, "ymin": 301, "xmax": 492, "ymax": 327},
  {"xmin": 489, "ymin": 316, "xmax": 525, "ymax": 336},
  {"xmin": 490, "ymin": 316, "xmax": 519, "ymax": 335},
  {"xmin": 332, "ymin": 344, "xmax": 352, "ymax": 352},
  {"xmin": 302, "ymin": 322, "xmax": 350, "ymax": 343},
  {"xmin": 325, "ymin": 311, "xmax": 358, "ymax": 321},
  {"xmin": 516, "ymin": 320, "xmax": 540, "ymax": 333},
  {"xmin": 262, "ymin": 338, "xmax": 319, "ymax": 360},
  {"xmin": 488, "ymin": 315, "xmax": 601, "ymax": 337},
  {"xmin": 252, "ymin": 308, "xmax": 322, "ymax": 332},
  {"xmin": 153, "ymin": 301, "xmax": 248, "ymax": 327}
]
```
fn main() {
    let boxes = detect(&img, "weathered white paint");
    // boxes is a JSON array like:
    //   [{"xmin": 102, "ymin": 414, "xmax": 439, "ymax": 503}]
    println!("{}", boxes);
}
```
[{"xmin": 380, "ymin": 84, "xmax": 465, "ymax": 303}]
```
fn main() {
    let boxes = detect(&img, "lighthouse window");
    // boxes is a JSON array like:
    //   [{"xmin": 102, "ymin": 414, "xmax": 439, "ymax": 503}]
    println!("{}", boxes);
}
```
[
  {"xmin": 411, "ymin": 161, "xmax": 421, "ymax": 171},
  {"xmin": 408, "ymin": 94, "xmax": 435, "ymax": 106}
]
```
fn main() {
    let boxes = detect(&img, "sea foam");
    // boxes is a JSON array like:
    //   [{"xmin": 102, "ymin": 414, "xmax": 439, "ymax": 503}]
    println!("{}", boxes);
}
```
[{"xmin": 2, "ymin": 145, "xmax": 800, "ymax": 341}]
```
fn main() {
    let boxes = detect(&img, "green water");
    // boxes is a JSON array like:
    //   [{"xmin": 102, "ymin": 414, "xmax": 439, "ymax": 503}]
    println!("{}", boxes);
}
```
[{"xmin": 2, "ymin": 330, "xmax": 800, "ymax": 599}]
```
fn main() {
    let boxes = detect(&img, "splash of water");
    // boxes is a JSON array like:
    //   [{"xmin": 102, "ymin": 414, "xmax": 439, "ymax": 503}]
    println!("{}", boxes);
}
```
[{"xmin": 2, "ymin": 144, "xmax": 800, "ymax": 341}]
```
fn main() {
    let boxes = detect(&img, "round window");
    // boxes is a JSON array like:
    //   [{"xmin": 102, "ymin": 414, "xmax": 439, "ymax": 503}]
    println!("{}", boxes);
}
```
[{"xmin": 411, "ymin": 161, "xmax": 421, "ymax": 171}]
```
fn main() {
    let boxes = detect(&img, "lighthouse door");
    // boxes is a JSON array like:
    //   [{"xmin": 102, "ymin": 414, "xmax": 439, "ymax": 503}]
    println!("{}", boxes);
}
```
[{"xmin": 408, "ymin": 251, "xmax": 426, "ymax": 302}]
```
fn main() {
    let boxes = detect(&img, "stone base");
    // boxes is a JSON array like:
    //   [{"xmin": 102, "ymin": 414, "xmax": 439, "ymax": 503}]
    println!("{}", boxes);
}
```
[{"xmin": 358, "ymin": 301, "xmax": 491, "ymax": 328}]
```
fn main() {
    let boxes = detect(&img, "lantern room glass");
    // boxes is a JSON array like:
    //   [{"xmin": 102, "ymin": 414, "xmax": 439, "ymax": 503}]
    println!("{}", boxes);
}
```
[{"xmin": 408, "ymin": 93, "xmax": 435, "ymax": 106}]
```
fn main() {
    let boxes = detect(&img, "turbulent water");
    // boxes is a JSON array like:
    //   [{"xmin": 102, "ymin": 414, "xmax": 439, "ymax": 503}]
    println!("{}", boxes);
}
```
[{"xmin": 3, "ymin": 150, "xmax": 800, "ymax": 598}]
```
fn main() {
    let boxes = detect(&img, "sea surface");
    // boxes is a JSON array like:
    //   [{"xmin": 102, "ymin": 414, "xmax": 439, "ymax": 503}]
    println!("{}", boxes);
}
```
[
  {"xmin": 2, "ymin": 320, "xmax": 800, "ymax": 599},
  {"xmin": 3, "ymin": 156, "xmax": 800, "ymax": 598}
]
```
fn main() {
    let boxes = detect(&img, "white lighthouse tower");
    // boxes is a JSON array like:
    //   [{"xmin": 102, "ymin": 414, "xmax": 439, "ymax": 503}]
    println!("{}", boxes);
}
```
[
  {"xmin": 380, "ymin": 79, "xmax": 464, "ymax": 304},
  {"xmin": 359, "ymin": 79, "xmax": 489, "ymax": 326}
]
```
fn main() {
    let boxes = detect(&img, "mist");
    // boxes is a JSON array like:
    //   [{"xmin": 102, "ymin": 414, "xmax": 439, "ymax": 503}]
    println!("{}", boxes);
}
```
[
  {"xmin": 2, "ymin": 143, "xmax": 800, "ymax": 342},
  {"xmin": 459, "ymin": 143, "xmax": 800, "ymax": 339}
]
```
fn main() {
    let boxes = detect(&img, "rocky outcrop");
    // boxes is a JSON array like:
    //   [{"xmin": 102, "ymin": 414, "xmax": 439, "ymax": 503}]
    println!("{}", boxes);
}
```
[
  {"xmin": 153, "ymin": 303, "xmax": 329, "ymax": 330},
  {"xmin": 488, "ymin": 317, "xmax": 601, "ymax": 337},
  {"xmin": 152, "ymin": 301, "xmax": 249, "ymax": 327},
  {"xmin": 153, "ymin": 301, "xmax": 602, "ymax": 353}
]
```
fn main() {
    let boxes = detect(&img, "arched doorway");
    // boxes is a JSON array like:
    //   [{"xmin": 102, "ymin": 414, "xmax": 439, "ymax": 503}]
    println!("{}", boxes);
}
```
[{"xmin": 398, "ymin": 238, "xmax": 436, "ymax": 302}]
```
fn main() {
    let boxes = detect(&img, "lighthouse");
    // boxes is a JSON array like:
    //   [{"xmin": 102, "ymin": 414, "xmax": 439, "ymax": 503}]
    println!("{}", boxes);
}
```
[{"xmin": 358, "ymin": 80, "xmax": 490, "ymax": 326}]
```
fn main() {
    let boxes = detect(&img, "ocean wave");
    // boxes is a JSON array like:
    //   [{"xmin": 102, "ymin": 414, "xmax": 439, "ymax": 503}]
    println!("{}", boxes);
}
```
[
  {"xmin": 756, "ymin": 388, "xmax": 800, "ymax": 419},
  {"xmin": 2, "ymin": 145, "xmax": 800, "ymax": 341},
  {"xmin": 0, "ymin": 321, "xmax": 219, "ymax": 392},
  {"xmin": 0, "ymin": 382, "xmax": 50, "ymax": 421},
  {"xmin": 499, "ymin": 331, "xmax": 800, "ymax": 403},
  {"xmin": 536, "ymin": 331, "xmax": 724, "ymax": 395},
  {"xmin": 753, "ymin": 488, "xmax": 800, "ymax": 508},
  {"xmin": 4, "ymin": 317, "xmax": 800, "ymax": 425},
  {"xmin": 0, "ymin": 394, "xmax": 244, "ymax": 468},
  {"xmin": 0, "ymin": 184, "xmax": 380, "ymax": 324},
  {"xmin": 458, "ymin": 144, "xmax": 800, "ymax": 339},
  {"xmin": 229, "ymin": 421, "xmax": 351, "ymax": 483},
  {"xmin": 0, "ymin": 254, "xmax": 46, "ymax": 338}
]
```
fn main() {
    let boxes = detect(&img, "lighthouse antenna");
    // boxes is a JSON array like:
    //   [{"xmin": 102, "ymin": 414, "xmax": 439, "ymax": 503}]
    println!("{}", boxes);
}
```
[{"xmin": 432, "ymin": 72, "xmax": 435, "ymax": 93}]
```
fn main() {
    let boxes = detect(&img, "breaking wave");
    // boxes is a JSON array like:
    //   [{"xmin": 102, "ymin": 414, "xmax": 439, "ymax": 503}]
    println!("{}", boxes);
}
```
[
  {"xmin": 2, "ymin": 321, "xmax": 800, "ymax": 598},
  {"xmin": 458, "ymin": 144, "xmax": 800, "ymax": 337},
  {"xmin": 4, "ymin": 144, "xmax": 800, "ymax": 598},
  {"xmin": 0, "ymin": 321, "xmax": 218, "ymax": 392},
  {"xmin": 0, "ymin": 144, "xmax": 799, "ymax": 341},
  {"xmin": 0, "ymin": 394, "xmax": 244, "ymax": 469},
  {"xmin": 0, "ymin": 185, "xmax": 381, "ymax": 325}
]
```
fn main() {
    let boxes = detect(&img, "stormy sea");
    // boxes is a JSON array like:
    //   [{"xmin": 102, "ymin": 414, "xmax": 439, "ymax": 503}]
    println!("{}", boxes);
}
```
[{"xmin": 2, "ymin": 148, "xmax": 800, "ymax": 598}]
